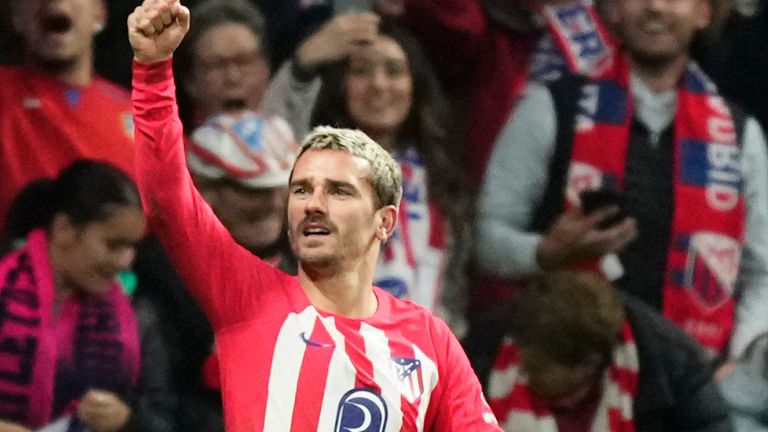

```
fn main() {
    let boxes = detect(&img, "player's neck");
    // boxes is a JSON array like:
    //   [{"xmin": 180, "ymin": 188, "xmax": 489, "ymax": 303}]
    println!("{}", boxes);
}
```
[{"xmin": 299, "ymin": 259, "xmax": 379, "ymax": 319}]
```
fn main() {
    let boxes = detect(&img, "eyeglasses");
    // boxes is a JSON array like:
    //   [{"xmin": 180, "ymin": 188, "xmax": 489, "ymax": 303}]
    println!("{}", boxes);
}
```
[{"xmin": 197, "ymin": 52, "xmax": 265, "ymax": 74}]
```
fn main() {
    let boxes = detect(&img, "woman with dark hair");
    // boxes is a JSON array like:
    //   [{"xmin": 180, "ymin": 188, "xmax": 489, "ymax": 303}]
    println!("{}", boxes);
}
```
[
  {"xmin": 0, "ymin": 160, "xmax": 173, "ymax": 432},
  {"xmin": 265, "ymin": 16, "xmax": 466, "ymax": 328}
]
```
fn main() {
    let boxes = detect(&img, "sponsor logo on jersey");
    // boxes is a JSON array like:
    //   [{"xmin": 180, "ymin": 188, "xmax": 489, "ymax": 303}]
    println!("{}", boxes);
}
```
[
  {"xmin": 334, "ymin": 388, "xmax": 388, "ymax": 432},
  {"xmin": 390, "ymin": 357, "xmax": 424, "ymax": 403},
  {"xmin": 299, "ymin": 331, "xmax": 334, "ymax": 349}
]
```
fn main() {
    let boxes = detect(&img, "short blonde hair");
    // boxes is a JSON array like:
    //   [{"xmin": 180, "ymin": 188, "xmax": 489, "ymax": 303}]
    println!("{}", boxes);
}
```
[{"xmin": 293, "ymin": 126, "xmax": 402, "ymax": 208}]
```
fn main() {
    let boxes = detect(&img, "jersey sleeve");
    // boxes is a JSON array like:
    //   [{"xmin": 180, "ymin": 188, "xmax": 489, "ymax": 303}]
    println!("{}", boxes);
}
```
[
  {"xmin": 131, "ymin": 59, "xmax": 284, "ymax": 329},
  {"xmin": 425, "ymin": 318, "xmax": 503, "ymax": 431}
]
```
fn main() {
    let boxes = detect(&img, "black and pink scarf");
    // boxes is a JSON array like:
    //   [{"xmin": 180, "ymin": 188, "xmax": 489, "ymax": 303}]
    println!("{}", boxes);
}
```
[{"xmin": 0, "ymin": 229, "xmax": 140, "ymax": 428}]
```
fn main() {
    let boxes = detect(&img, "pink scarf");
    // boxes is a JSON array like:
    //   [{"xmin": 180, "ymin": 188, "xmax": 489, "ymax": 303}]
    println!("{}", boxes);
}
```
[{"xmin": 0, "ymin": 230, "xmax": 140, "ymax": 428}]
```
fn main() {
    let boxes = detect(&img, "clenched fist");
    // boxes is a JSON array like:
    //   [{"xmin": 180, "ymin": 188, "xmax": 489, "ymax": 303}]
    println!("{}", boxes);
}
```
[{"xmin": 128, "ymin": 0, "xmax": 190, "ymax": 64}]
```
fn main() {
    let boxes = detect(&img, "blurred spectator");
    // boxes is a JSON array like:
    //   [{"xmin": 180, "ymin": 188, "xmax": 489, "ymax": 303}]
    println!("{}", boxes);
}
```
[
  {"xmin": 265, "ymin": 17, "xmax": 467, "ymax": 330},
  {"xmin": 175, "ymin": 0, "xmax": 272, "ymax": 128},
  {"xmin": 403, "ymin": 0, "xmax": 615, "ymax": 187},
  {"xmin": 133, "ymin": 110, "xmax": 298, "ymax": 432},
  {"xmin": 187, "ymin": 111, "xmax": 299, "ymax": 268},
  {"xmin": 698, "ymin": 0, "xmax": 768, "ymax": 132},
  {"xmin": 475, "ymin": 0, "xmax": 768, "ymax": 362},
  {"xmin": 0, "ymin": 0, "xmax": 136, "ymax": 236},
  {"xmin": 0, "ymin": 160, "xmax": 173, "ymax": 432},
  {"xmin": 720, "ymin": 333, "xmax": 768, "ymax": 431},
  {"xmin": 486, "ymin": 271, "xmax": 732, "ymax": 432}
]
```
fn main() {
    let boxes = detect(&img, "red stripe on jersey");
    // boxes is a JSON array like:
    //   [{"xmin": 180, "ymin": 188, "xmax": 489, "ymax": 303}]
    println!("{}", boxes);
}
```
[
  {"xmin": 339, "ymin": 320, "xmax": 380, "ymax": 391},
  {"xmin": 290, "ymin": 317, "xmax": 334, "ymax": 432},
  {"xmin": 387, "ymin": 334, "xmax": 420, "ymax": 431}
]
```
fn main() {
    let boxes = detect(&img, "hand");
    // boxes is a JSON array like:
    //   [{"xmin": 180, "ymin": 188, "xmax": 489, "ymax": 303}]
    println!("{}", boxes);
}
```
[
  {"xmin": 0, "ymin": 420, "xmax": 32, "ymax": 432},
  {"xmin": 128, "ymin": 0, "xmax": 190, "ymax": 64},
  {"xmin": 537, "ymin": 206, "xmax": 637, "ymax": 270},
  {"xmin": 374, "ymin": 0, "xmax": 404, "ymax": 17},
  {"xmin": 295, "ymin": 13, "xmax": 380, "ymax": 69},
  {"xmin": 714, "ymin": 361, "xmax": 737, "ymax": 382},
  {"xmin": 77, "ymin": 390, "xmax": 132, "ymax": 432}
]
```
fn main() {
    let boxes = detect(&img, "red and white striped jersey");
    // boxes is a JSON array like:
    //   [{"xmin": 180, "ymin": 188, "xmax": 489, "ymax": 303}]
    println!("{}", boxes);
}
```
[{"xmin": 132, "ymin": 59, "xmax": 501, "ymax": 432}]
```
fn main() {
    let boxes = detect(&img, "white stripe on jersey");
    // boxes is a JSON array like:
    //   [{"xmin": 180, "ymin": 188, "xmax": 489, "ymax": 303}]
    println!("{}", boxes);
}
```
[
  {"xmin": 413, "ymin": 345, "xmax": 438, "ymax": 431},
  {"xmin": 359, "ymin": 322, "xmax": 404, "ymax": 432},
  {"xmin": 316, "ymin": 316, "xmax": 357, "ymax": 432},
  {"xmin": 263, "ymin": 307, "xmax": 316, "ymax": 431}
]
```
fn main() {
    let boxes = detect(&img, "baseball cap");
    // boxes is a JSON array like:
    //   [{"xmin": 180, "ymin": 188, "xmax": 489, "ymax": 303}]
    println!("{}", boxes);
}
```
[{"xmin": 187, "ymin": 111, "xmax": 299, "ymax": 189}]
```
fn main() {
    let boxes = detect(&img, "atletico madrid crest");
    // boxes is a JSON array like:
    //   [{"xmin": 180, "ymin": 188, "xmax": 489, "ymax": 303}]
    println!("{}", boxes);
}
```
[{"xmin": 390, "ymin": 357, "xmax": 424, "ymax": 403}]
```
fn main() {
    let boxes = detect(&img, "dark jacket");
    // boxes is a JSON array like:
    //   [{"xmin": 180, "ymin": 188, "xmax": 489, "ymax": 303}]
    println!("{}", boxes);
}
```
[{"xmin": 623, "ymin": 294, "xmax": 733, "ymax": 432}]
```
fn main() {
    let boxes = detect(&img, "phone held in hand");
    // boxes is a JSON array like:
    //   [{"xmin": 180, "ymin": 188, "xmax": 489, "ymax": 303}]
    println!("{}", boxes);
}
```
[{"xmin": 579, "ymin": 188, "xmax": 626, "ymax": 229}]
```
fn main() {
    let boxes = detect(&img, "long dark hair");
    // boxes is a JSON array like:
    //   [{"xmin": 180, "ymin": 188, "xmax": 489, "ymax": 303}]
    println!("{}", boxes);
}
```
[
  {"xmin": 310, "ymin": 20, "xmax": 462, "ymax": 222},
  {"xmin": 5, "ymin": 159, "xmax": 141, "ymax": 240}
]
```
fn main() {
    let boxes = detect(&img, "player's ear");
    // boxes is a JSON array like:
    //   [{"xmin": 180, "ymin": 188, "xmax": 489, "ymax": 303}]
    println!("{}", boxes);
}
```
[{"xmin": 375, "ymin": 205, "xmax": 397, "ymax": 242}]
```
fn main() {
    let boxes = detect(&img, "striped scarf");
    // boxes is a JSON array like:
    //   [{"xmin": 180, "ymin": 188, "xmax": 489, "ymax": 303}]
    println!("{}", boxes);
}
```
[
  {"xmin": 487, "ymin": 322, "xmax": 639, "ymax": 432},
  {"xmin": 565, "ymin": 56, "xmax": 744, "ymax": 355}
]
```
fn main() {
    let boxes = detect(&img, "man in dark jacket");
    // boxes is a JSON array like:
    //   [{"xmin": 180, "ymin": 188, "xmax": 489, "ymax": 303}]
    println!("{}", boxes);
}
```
[{"xmin": 486, "ymin": 271, "xmax": 732, "ymax": 432}]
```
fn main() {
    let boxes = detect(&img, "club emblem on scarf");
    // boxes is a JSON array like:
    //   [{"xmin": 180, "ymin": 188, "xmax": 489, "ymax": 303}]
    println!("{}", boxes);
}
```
[{"xmin": 684, "ymin": 232, "xmax": 740, "ymax": 308}]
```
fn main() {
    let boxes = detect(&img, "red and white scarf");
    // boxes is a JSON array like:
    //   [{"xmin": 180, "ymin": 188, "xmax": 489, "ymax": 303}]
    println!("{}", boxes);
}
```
[
  {"xmin": 487, "ymin": 322, "xmax": 639, "ymax": 432},
  {"xmin": 375, "ymin": 148, "xmax": 447, "ymax": 311},
  {"xmin": 564, "ymin": 55, "xmax": 745, "ymax": 355},
  {"xmin": 0, "ymin": 230, "xmax": 140, "ymax": 428}
]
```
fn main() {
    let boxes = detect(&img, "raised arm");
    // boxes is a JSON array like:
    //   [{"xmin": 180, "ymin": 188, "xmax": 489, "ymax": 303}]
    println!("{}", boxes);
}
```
[{"xmin": 128, "ymin": 0, "xmax": 281, "ymax": 328}]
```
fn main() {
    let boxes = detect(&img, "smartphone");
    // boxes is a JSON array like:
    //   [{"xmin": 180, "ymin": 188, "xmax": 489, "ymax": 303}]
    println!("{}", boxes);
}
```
[{"xmin": 579, "ymin": 188, "xmax": 626, "ymax": 229}]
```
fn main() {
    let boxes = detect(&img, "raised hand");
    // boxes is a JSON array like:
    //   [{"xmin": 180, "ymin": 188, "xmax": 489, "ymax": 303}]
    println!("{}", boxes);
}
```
[
  {"xmin": 536, "ymin": 206, "xmax": 638, "ymax": 270},
  {"xmin": 295, "ymin": 13, "xmax": 380, "ymax": 70},
  {"xmin": 128, "ymin": 0, "xmax": 190, "ymax": 64}
]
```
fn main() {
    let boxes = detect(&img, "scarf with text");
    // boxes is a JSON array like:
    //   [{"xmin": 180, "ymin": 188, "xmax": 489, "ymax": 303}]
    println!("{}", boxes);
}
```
[
  {"xmin": 565, "ymin": 56, "xmax": 744, "ymax": 355},
  {"xmin": 0, "ymin": 230, "xmax": 140, "ymax": 428},
  {"xmin": 530, "ymin": 1, "xmax": 615, "ymax": 83},
  {"xmin": 487, "ymin": 322, "xmax": 639, "ymax": 432}
]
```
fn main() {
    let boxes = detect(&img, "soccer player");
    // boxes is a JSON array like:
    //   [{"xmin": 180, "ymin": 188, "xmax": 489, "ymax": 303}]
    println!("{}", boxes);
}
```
[{"xmin": 128, "ymin": 1, "xmax": 501, "ymax": 431}]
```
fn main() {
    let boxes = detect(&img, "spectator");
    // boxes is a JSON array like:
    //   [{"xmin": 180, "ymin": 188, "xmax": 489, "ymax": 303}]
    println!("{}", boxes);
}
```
[
  {"xmin": 719, "ymin": 333, "xmax": 768, "ymax": 431},
  {"xmin": 402, "ymin": 0, "xmax": 615, "ymax": 187},
  {"xmin": 486, "ymin": 271, "xmax": 733, "ymax": 432},
  {"xmin": 265, "ymin": 18, "xmax": 466, "ymax": 326},
  {"xmin": 175, "ymin": 0, "xmax": 271, "ymax": 127},
  {"xmin": 475, "ymin": 0, "xmax": 768, "ymax": 363},
  {"xmin": 0, "ymin": 0, "xmax": 136, "ymax": 235},
  {"xmin": 133, "ymin": 110, "xmax": 299, "ymax": 432},
  {"xmin": 0, "ymin": 160, "xmax": 173, "ymax": 432}
]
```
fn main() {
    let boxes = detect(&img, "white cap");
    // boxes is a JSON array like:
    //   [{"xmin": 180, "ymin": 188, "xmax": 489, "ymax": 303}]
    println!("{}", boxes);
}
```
[{"xmin": 187, "ymin": 111, "xmax": 299, "ymax": 189}]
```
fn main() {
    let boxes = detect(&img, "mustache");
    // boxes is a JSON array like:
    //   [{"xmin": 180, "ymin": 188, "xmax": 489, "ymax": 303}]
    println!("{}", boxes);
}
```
[{"xmin": 297, "ymin": 214, "xmax": 337, "ymax": 233}]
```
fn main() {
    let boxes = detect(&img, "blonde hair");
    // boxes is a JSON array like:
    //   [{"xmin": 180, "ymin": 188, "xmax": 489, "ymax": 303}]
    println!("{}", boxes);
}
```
[{"xmin": 293, "ymin": 126, "xmax": 403, "ymax": 208}]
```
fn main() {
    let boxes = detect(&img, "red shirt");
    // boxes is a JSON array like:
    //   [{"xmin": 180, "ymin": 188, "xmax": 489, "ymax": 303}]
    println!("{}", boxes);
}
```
[
  {"xmin": 0, "ymin": 66, "xmax": 136, "ymax": 232},
  {"xmin": 132, "ymin": 59, "xmax": 501, "ymax": 432}
]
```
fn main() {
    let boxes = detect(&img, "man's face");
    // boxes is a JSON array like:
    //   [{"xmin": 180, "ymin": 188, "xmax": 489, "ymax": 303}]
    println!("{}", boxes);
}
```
[
  {"xmin": 206, "ymin": 181, "xmax": 288, "ymax": 256},
  {"xmin": 287, "ymin": 149, "xmax": 390, "ymax": 270},
  {"xmin": 189, "ymin": 22, "xmax": 270, "ymax": 117},
  {"xmin": 12, "ymin": 0, "xmax": 105, "ymax": 67},
  {"xmin": 608, "ymin": 0, "xmax": 711, "ymax": 66}
]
